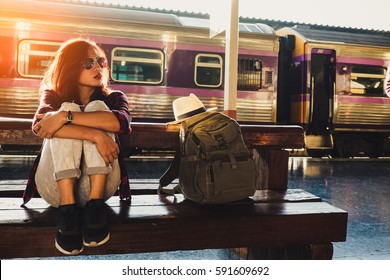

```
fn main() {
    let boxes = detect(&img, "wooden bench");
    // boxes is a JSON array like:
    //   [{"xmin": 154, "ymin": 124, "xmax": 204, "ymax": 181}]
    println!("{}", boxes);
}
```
[
  {"xmin": 0, "ymin": 117, "xmax": 304, "ymax": 190},
  {"xmin": 0, "ymin": 117, "xmax": 348, "ymax": 259}
]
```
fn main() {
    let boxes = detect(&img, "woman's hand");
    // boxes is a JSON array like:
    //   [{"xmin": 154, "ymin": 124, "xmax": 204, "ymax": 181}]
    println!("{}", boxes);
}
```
[
  {"xmin": 33, "ymin": 111, "xmax": 66, "ymax": 139},
  {"xmin": 93, "ymin": 131, "xmax": 120, "ymax": 165}
]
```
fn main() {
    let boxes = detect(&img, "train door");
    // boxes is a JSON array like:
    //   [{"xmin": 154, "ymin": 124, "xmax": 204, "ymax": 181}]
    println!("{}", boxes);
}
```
[{"xmin": 305, "ymin": 49, "xmax": 336, "ymax": 157}]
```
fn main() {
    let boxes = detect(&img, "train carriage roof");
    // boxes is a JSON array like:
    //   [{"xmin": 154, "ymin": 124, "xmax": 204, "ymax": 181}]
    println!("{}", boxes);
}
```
[
  {"xmin": 1, "ymin": 0, "xmax": 275, "ymax": 36},
  {"xmin": 178, "ymin": 16, "xmax": 275, "ymax": 35},
  {"xmin": 1, "ymin": 0, "xmax": 182, "ymax": 27},
  {"xmin": 280, "ymin": 25, "xmax": 390, "ymax": 48}
]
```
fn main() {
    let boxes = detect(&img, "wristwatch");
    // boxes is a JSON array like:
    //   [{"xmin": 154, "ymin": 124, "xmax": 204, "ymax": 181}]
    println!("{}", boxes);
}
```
[{"xmin": 66, "ymin": 110, "xmax": 73, "ymax": 125}]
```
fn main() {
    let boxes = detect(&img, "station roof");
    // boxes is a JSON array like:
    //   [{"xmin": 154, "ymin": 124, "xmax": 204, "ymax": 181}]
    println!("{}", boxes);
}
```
[
  {"xmin": 84, "ymin": 1, "xmax": 390, "ymax": 35},
  {"xmin": 280, "ymin": 25, "xmax": 390, "ymax": 48},
  {"xmin": 20, "ymin": 0, "xmax": 390, "ymax": 37}
]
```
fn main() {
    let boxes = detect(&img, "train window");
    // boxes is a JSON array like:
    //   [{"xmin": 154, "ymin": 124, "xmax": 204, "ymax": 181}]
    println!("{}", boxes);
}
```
[
  {"xmin": 350, "ymin": 66, "xmax": 386, "ymax": 96},
  {"xmin": 194, "ymin": 54, "xmax": 223, "ymax": 87},
  {"xmin": 18, "ymin": 40, "xmax": 61, "ymax": 78},
  {"xmin": 237, "ymin": 59, "xmax": 262, "ymax": 90},
  {"xmin": 111, "ymin": 48, "xmax": 164, "ymax": 84}
]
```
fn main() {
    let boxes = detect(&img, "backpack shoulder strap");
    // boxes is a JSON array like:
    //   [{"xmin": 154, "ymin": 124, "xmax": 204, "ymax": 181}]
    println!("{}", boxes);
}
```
[{"xmin": 158, "ymin": 148, "xmax": 181, "ymax": 195}]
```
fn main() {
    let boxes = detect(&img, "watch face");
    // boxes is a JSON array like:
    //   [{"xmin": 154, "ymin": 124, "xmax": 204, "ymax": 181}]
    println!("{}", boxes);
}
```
[{"xmin": 67, "ymin": 111, "xmax": 73, "ymax": 123}]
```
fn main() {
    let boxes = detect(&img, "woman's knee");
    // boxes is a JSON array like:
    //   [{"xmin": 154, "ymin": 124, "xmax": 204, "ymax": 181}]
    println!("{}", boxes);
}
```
[
  {"xmin": 59, "ymin": 102, "xmax": 82, "ymax": 112},
  {"xmin": 50, "ymin": 137, "xmax": 83, "ymax": 151},
  {"xmin": 84, "ymin": 100, "xmax": 109, "ymax": 112}
]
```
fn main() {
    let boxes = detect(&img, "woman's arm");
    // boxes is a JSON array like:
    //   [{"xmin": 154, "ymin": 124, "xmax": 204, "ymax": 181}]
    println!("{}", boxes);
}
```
[
  {"xmin": 34, "ymin": 117, "xmax": 119, "ymax": 165},
  {"xmin": 60, "ymin": 91, "xmax": 132, "ymax": 134},
  {"xmin": 34, "ymin": 115, "xmax": 119, "ymax": 164},
  {"xmin": 54, "ymin": 124, "xmax": 120, "ymax": 164},
  {"xmin": 33, "ymin": 90, "xmax": 131, "ymax": 137},
  {"xmin": 66, "ymin": 110, "xmax": 120, "ymax": 133},
  {"xmin": 32, "ymin": 90, "xmax": 131, "ymax": 164}
]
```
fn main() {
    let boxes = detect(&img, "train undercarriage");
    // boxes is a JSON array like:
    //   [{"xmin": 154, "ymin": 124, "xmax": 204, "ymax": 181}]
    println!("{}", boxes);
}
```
[{"xmin": 306, "ymin": 132, "xmax": 390, "ymax": 158}]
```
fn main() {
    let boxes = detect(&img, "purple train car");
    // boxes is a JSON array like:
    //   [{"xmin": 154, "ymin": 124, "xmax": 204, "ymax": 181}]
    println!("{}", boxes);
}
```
[
  {"xmin": 0, "ymin": 0, "xmax": 279, "ymax": 126},
  {"xmin": 277, "ymin": 26, "xmax": 390, "ymax": 157},
  {"xmin": 2, "ymin": 0, "xmax": 390, "ymax": 157}
]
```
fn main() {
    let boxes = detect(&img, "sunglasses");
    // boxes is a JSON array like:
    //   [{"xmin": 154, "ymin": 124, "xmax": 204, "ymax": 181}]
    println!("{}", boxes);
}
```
[{"xmin": 81, "ymin": 57, "xmax": 108, "ymax": 70}]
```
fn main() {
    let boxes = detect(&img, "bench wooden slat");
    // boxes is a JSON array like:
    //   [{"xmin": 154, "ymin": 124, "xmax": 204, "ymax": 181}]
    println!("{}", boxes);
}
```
[
  {"xmin": 0, "ymin": 198, "xmax": 347, "ymax": 259},
  {"xmin": 0, "ymin": 118, "xmax": 304, "ymax": 149},
  {"xmin": 0, "ymin": 118, "xmax": 304, "ymax": 191},
  {"xmin": 0, "ymin": 189, "xmax": 321, "ymax": 209}
]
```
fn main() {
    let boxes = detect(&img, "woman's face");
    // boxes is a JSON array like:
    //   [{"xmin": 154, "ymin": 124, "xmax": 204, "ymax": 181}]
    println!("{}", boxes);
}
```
[{"xmin": 78, "ymin": 46, "xmax": 107, "ymax": 89}]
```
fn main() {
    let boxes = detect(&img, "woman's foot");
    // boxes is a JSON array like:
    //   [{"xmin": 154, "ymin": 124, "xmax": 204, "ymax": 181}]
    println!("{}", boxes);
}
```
[
  {"xmin": 55, "ymin": 204, "xmax": 84, "ymax": 255},
  {"xmin": 83, "ymin": 199, "xmax": 110, "ymax": 247}
]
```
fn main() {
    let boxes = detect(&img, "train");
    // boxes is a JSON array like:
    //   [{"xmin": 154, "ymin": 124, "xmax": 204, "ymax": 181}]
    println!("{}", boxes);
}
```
[{"xmin": 1, "ymin": 0, "xmax": 390, "ymax": 157}]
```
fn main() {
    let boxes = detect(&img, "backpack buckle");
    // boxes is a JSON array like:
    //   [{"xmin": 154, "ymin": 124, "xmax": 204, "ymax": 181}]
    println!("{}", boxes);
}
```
[{"xmin": 215, "ymin": 135, "xmax": 227, "ymax": 149}]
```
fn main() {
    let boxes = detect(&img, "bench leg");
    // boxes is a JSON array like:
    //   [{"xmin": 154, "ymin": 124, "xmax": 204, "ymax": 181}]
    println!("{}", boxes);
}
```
[
  {"xmin": 253, "ymin": 149, "xmax": 289, "ymax": 191},
  {"xmin": 233, "ymin": 243, "xmax": 334, "ymax": 260}
]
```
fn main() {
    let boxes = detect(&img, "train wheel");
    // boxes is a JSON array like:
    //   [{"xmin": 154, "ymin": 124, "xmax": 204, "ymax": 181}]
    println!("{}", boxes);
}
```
[{"xmin": 306, "ymin": 149, "xmax": 326, "ymax": 158}]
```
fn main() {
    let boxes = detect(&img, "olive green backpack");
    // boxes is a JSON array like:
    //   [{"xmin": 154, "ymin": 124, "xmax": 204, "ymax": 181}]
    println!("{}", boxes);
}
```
[{"xmin": 159, "ymin": 111, "xmax": 256, "ymax": 203}]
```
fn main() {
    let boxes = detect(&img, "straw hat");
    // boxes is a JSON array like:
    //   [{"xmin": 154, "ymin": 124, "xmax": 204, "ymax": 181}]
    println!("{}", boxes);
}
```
[{"xmin": 168, "ymin": 93, "xmax": 217, "ymax": 124}]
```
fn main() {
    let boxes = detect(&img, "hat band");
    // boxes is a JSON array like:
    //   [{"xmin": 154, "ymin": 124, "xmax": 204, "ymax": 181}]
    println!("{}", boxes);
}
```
[{"xmin": 176, "ymin": 107, "xmax": 206, "ymax": 121}]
